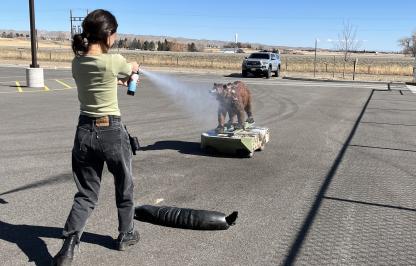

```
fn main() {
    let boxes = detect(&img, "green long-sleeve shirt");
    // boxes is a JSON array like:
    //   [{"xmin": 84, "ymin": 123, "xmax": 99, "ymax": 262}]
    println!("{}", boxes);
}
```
[{"xmin": 72, "ymin": 53, "xmax": 132, "ymax": 117}]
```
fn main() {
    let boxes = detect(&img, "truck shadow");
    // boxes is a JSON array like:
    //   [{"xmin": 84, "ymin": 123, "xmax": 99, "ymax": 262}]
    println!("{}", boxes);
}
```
[
  {"xmin": 224, "ymin": 73, "xmax": 242, "ymax": 78},
  {"xmin": 224, "ymin": 73, "xmax": 274, "ymax": 79}
]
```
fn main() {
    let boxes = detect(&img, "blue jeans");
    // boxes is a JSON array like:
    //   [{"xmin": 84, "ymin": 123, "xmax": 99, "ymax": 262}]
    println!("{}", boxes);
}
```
[{"xmin": 63, "ymin": 115, "xmax": 134, "ymax": 239}]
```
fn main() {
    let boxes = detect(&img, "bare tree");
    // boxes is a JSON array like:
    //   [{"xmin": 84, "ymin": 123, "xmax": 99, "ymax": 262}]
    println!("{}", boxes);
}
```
[
  {"xmin": 56, "ymin": 32, "xmax": 67, "ymax": 42},
  {"xmin": 398, "ymin": 32, "xmax": 416, "ymax": 57},
  {"xmin": 336, "ymin": 21, "xmax": 360, "ymax": 78}
]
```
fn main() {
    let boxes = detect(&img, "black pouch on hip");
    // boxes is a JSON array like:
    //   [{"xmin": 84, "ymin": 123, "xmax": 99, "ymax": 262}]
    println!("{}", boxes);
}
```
[{"xmin": 124, "ymin": 126, "xmax": 140, "ymax": 155}]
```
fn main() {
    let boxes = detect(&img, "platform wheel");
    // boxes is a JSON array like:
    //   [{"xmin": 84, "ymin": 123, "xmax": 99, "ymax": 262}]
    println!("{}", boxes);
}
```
[{"xmin": 236, "ymin": 149, "xmax": 253, "ymax": 158}]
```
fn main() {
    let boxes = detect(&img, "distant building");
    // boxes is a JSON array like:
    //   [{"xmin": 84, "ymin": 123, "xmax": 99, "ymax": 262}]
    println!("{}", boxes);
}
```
[{"xmin": 222, "ymin": 48, "xmax": 236, "ymax": 54}]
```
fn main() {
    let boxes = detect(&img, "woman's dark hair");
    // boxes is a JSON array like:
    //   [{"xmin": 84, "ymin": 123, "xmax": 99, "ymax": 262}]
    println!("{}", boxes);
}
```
[{"xmin": 72, "ymin": 9, "xmax": 118, "ymax": 56}]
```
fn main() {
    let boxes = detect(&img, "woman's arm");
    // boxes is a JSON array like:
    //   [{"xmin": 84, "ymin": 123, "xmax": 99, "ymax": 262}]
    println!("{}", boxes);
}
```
[{"xmin": 114, "ymin": 54, "xmax": 140, "ymax": 86}]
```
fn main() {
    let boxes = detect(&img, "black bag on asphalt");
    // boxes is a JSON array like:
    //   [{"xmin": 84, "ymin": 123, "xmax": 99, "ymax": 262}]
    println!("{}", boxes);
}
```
[{"xmin": 134, "ymin": 205, "xmax": 238, "ymax": 230}]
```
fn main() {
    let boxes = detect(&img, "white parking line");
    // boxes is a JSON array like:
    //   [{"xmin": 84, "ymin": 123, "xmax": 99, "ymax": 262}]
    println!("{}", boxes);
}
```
[
  {"xmin": 155, "ymin": 198, "xmax": 164, "ymax": 204},
  {"xmin": 406, "ymin": 85, "xmax": 416, "ymax": 93},
  {"xmin": 55, "ymin": 79, "xmax": 73, "ymax": 89},
  {"xmin": 0, "ymin": 75, "xmax": 26, "ymax": 80}
]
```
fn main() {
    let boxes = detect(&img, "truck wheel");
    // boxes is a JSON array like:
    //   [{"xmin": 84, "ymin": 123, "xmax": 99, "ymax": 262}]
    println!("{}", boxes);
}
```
[
  {"xmin": 242, "ymin": 70, "xmax": 248, "ymax": 77},
  {"xmin": 274, "ymin": 67, "xmax": 279, "ymax": 77},
  {"xmin": 266, "ymin": 66, "xmax": 271, "ymax": 79}
]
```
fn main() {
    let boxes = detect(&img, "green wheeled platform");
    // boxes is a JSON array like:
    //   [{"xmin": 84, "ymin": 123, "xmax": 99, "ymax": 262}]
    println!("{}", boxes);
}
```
[{"xmin": 200, "ymin": 125, "xmax": 270, "ymax": 157}]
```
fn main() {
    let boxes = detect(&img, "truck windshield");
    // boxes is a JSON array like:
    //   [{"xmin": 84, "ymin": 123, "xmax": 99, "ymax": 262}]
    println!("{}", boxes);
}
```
[{"xmin": 249, "ymin": 53, "xmax": 270, "ymax": 59}]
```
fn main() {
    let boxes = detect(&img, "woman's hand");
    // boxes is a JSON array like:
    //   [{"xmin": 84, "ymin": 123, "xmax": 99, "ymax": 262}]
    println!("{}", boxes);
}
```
[
  {"xmin": 118, "ymin": 77, "xmax": 129, "ymax": 86},
  {"xmin": 131, "ymin": 61, "xmax": 139, "ymax": 73}
]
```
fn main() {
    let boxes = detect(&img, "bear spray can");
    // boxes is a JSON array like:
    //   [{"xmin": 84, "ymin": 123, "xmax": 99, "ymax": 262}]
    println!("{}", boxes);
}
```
[{"xmin": 127, "ymin": 72, "xmax": 139, "ymax": 96}]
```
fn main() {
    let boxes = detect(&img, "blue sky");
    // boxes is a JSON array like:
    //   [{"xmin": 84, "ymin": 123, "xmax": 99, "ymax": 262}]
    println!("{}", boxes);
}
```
[{"xmin": 1, "ymin": 0, "xmax": 415, "ymax": 51}]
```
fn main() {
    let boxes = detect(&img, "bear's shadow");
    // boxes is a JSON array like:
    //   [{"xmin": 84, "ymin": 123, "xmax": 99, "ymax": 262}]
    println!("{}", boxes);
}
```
[
  {"xmin": 140, "ymin": 140, "xmax": 239, "ymax": 158},
  {"xmin": 140, "ymin": 140, "xmax": 203, "ymax": 155}
]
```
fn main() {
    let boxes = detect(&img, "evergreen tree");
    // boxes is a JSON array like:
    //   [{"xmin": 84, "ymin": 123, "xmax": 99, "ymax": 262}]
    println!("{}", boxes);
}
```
[
  {"xmin": 117, "ymin": 39, "xmax": 124, "ymax": 48},
  {"xmin": 159, "ymin": 41, "xmax": 166, "ymax": 51},
  {"xmin": 137, "ymin": 40, "xmax": 142, "ymax": 50},
  {"xmin": 131, "ymin": 38, "xmax": 138, "ymax": 49},
  {"xmin": 188, "ymin": 42, "xmax": 198, "ymax": 52},
  {"xmin": 149, "ymin": 41, "xmax": 155, "ymax": 51},
  {"xmin": 143, "ymin": 40, "xmax": 149, "ymax": 50},
  {"xmin": 164, "ymin": 39, "xmax": 170, "ymax": 51}
]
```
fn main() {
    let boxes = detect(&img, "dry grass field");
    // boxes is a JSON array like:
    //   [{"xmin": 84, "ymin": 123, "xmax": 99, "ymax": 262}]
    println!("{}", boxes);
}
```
[
  {"xmin": 0, "ymin": 38, "xmax": 414, "ymax": 81},
  {"xmin": 0, "ymin": 38, "xmax": 71, "ymax": 48}
]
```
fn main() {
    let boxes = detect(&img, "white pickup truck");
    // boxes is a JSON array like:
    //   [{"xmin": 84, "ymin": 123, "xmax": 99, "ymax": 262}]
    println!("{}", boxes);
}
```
[{"xmin": 242, "ymin": 52, "xmax": 281, "ymax": 78}]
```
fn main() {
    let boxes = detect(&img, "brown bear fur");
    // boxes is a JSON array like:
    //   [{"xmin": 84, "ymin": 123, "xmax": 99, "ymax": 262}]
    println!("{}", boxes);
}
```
[{"xmin": 211, "ymin": 81, "xmax": 254, "ymax": 131}]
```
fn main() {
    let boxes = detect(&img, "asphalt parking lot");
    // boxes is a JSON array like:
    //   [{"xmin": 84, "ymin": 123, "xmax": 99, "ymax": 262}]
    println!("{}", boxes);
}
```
[{"xmin": 0, "ymin": 66, "xmax": 415, "ymax": 265}]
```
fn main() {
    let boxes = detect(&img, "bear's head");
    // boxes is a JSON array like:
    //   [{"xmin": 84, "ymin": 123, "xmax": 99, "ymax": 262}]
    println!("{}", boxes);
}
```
[
  {"xmin": 210, "ymin": 83, "xmax": 236, "ymax": 99},
  {"xmin": 210, "ymin": 83, "xmax": 225, "ymax": 96}
]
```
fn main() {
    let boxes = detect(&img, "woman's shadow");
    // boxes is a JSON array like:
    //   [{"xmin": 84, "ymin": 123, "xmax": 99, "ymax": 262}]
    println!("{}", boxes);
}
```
[{"xmin": 0, "ymin": 220, "xmax": 115, "ymax": 266}]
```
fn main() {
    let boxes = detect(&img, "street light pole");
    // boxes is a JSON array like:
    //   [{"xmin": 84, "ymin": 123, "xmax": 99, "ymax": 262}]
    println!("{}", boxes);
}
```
[
  {"xmin": 29, "ymin": 0, "xmax": 38, "ymax": 68},
  {"xmin": 26, "ymin": 0, "xmax": 44, "ymax": 88},
  {"xmin": 313, "ymin": 38, "xmax": 317, "ymax": 77}
]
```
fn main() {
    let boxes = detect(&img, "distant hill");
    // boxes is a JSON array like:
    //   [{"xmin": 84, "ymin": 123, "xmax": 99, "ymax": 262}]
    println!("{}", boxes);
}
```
[{"xmin": 0, "ymin": 28, "xmax": 317, "ymax": 52}]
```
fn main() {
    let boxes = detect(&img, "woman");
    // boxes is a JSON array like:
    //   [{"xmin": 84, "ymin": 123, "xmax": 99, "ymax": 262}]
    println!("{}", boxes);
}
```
[{"xmin": 52, "ymin": 9, "xmax": 140, "ymax": 266}]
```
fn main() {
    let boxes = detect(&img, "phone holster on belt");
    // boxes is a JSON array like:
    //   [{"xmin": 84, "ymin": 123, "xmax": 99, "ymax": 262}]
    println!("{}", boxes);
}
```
[{"xmin": 125, "ymin": 126, "xmax": 140, "ymax": 155}]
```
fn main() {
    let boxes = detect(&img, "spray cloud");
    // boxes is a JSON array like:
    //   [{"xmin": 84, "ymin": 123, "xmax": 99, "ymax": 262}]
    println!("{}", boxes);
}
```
[{"xmin": 140, "ymin": 69, "xmax": 218, "ymax": 128}]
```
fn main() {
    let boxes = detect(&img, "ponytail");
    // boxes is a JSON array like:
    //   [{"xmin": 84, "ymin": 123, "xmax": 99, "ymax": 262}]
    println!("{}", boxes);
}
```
[{"xmin": 72, "ymin": 33, "xmax": 88, "ymax": 56}]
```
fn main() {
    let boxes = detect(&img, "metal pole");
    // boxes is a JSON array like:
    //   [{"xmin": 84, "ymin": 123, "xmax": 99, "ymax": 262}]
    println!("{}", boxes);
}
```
[
  {"xmin": 313, "ymin": 38, "xmax": 317, "ymax": 77},
  {"xmin": 29, "ymin": 0, "xmax": 38, "ymax": 68},
  {"xmin": 26, "ymin": 0, "xmax": 44, "ymax": 88},
  {"xmin": 353, "ymin": 58, "xmax": 357, "ymax": 80},
  {"xmin": 70, "ymin": 10, "xmax": 73, "ymax": 38},
  {"xmin": 413, "ymin": 56, "xmax": 416, "ymax": 83}
]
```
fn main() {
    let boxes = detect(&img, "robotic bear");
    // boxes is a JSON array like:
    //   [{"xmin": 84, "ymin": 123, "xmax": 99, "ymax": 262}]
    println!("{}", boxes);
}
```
[{"xmin": 210, "ymin": 81, "xmax": 254, "ymax": 132}]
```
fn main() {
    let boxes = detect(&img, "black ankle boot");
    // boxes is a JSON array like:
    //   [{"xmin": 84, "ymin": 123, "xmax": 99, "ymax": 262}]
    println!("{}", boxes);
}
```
[
  {"xmin": 116, "ymin": 230, "xmax": 140, "ymax": 251},
  {"xmin": 51, "ymin": 234, "xmax": 79, "ymax": 266}
]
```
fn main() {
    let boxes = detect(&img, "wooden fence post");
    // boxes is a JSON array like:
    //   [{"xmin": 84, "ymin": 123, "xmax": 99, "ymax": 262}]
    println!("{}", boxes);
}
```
[{"xmin": 353, "ymin": 58, "xmax": 358, "ymax": 80}]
